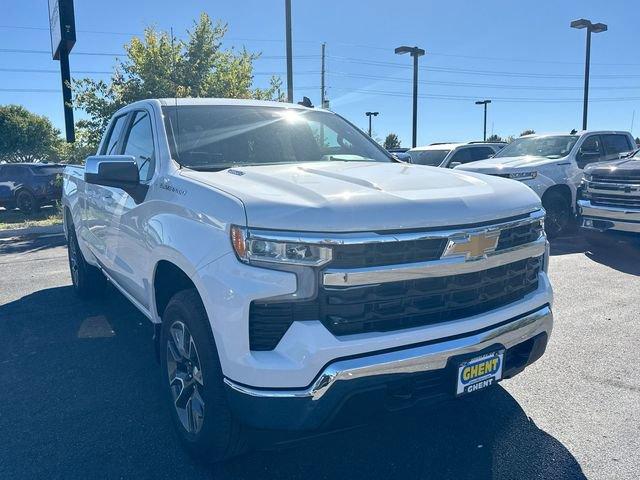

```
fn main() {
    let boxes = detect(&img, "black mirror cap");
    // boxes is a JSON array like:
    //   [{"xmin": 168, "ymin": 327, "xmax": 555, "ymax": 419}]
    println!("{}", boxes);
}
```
[{"xmin": 84, "ymin": 155, "xmax": 148, "ymax": 203}]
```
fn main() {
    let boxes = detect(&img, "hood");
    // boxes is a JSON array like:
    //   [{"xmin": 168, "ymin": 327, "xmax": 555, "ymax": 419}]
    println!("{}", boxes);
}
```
[
  {"xmin": 584, "ymin": 156, "xmax": 640, "ymax": 177},
  {"xmin": 183, "ymin": 162, "xmax": 541, "ymax": 232},
  {"xmin": 455, "ymin": 155, "xmax": 562, "ymax": 174}
]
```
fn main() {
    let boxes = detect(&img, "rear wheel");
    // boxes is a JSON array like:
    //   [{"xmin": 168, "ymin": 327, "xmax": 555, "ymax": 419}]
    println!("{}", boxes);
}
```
[
  {"xmin": 16, "ymin": 190, "xmax": 39, "ymax": 214},
  {"xmin": 67, "ymin": 224, "xmax": 106, "ymax": 298},
  {"xmin": 542, "ymin": 191, "xmax": 572, "ymax": 239},
  {"xmin": 160, "ymin": 289, "xmax": 248, "ymax": 463}
]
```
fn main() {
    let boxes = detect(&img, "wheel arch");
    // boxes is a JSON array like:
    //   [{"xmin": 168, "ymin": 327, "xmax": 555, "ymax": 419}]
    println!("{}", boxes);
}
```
[{"xmin": 541, "ymin": 184, "xmax": 573, "ymax": 210}]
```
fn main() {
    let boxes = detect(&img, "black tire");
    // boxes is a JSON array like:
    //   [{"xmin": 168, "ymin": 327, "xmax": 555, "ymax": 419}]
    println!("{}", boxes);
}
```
[
  {"xmin": 67, "ymin": 223, "xmax": 107, "ymax": 298},
  {"xmin": 542, "ymin": 191, "xmax": 572, "ymax": 239},
  {"xmin": 160, "ymin": 289, "xmax": 248, "ymax": 463},
  {"xmin": 16, "ymin": 190, "xmax": 39, "ymax": 214}
]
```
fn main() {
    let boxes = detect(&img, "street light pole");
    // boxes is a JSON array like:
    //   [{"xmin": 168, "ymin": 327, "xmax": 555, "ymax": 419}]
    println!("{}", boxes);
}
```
[
  {"xmin": 285, "ymin": 0, "xmax": 293, "ymax": 103},
  {"xmin": 365, "ymin": 111, "xmax": 379, "ymax": 136},
  {"xmin": 571, "ymin": 18, "xmax": 608, "ymax": 130},
  {"xmin": 395, "ymin": 46, "xmax": 425, "ymax": 148},
  {"xmin": 475, "ymin": 100, "xmax": 491, "ymax": 141}
]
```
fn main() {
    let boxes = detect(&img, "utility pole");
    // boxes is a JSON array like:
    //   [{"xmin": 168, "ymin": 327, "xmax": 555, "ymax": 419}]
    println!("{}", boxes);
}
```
[
  {"xmin": 571, "ymin": 19, "xmax": 607, "ymax": 130},
  {"xmin": 475, "ymin": 100, "xmax": 491, "ymax": 142},
  {"xmin": 320, "ymin": 42, "xmax": 326, "ymax": 108},
  {"xmin": 365, "ymin": 111, "xmax": 379, "ymax": 137},
  {"xmin": 394, "ymin": 46, "xmax": 425, "ymax": 148},
  {"xmin": 285, "ymin": 0, "xmax": 293, "ymax": 103}
]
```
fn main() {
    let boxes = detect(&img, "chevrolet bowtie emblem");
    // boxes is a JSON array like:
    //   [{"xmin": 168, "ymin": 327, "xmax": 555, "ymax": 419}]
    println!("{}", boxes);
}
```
[{"xmin": 443, "ymin": 231, "xmax": 500, "ymax": 260}]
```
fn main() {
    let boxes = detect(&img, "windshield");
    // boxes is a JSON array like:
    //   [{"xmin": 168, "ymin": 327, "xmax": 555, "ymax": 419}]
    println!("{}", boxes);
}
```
[
  {"xmin": 495, "ymin": 135, "xmax": 579, "ymax": 159},
  {"xmin": 162, "ymin": 105, "xmax": 392, "ymax": 170},
  {"xmin": 409, "ymin": 149, "xmax": 450, "ymax": 166}
]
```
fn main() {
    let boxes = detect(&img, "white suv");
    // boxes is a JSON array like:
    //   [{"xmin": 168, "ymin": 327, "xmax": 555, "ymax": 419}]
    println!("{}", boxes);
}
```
[
  {"xmin": 455, "ymin": 131, "xmax": 636, "ymax": 238},
  {"xmin": 407, "ymin": 142, "xmax": 505, "ymax": 168}
]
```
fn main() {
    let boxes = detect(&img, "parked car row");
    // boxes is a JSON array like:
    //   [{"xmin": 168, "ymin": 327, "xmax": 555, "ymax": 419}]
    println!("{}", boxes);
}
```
[
  {"xmin": 0, "ymin": 163, "xmax": 64, "ymax": 213},
  {"xmin": 393, "ymin": 131, "xmax": 638, "ymax": 241},
  {"xmin": 405, "ymin": 141, "xmax": 505, "ymax": 168}
]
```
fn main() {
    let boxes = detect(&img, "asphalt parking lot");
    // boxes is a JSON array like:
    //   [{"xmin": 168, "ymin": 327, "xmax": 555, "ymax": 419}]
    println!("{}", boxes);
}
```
[{"xmin": 0, "ymin": 233, "xmax": 638, "ymax": 479}]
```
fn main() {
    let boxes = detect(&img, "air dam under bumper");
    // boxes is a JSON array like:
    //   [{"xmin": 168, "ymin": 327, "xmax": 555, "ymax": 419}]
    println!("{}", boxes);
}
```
[
  {"xmin": 224, "ymin": 304, "xmax": 553, "ymax": 431},
  {"xmin": 578, "ymin": 199, "xmax": 640, "ymax": 234}
]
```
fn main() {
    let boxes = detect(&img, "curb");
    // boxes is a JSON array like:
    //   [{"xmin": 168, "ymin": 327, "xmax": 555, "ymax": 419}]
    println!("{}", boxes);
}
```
[{"xmin": 0, "ymin": 223, "xmax": 64, "ymax": 240}]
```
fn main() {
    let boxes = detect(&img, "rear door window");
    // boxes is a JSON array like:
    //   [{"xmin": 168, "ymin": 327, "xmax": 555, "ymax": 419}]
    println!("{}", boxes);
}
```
[
  {"xmin": 602, "ymin": 134, "xmax": 632, "ymax": 156},
  {"xmin": 450, "ymin": 148, "xmax": 473, "ymax": 164},
  {"xmin": 468, "ymin": 147, "xmax": 495, "ymax": 162},
  {"xmin": 102, "ymin": 114, "xmax": 129, "ymax": 156}
]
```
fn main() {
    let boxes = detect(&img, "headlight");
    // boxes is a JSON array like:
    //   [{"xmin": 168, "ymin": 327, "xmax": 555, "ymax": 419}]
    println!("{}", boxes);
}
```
[
  {"xmin": 508, "ymin": 171, "xmax": 537, "ymax": 181},
  {"xmin": 231, "ymin": 226, "xmax": 332, "ymax": 266}
]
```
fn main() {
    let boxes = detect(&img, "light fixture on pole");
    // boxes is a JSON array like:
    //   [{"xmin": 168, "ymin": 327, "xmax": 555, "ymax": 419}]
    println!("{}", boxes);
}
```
[
  {"xmin": 474, "ymin": 100, "xmax": 491, "ymax": 142},
  {"xmin": 365, "ymin": 111, "xmax": 379, "ymax": 137},
  {"xmin": 394, "ymin": 46, "xmax": 425, "ymax": 148},
  {"xmin": 570, "ymin": 18, "xmax": 607, "ymax": 130}
]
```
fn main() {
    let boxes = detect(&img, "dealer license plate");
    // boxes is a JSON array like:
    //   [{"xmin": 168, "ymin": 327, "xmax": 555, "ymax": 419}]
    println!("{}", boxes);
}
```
[{"xmin": 456, "ymin": 350, "xmax": 504, "ymax": 396}]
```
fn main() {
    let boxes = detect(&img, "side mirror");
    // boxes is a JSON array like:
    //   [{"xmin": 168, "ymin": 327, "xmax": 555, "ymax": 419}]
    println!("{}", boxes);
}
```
[
  {"xmin": 449, "ymin": 161, "xmax": 462, "ymax": 169},
  {"xmin": 84, "ymin": 155, "xmax": 148, "ymax": 203}
]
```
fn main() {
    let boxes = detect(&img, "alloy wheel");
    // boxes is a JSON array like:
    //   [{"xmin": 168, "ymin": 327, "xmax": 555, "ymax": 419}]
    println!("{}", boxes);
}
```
[
  {"xmin": 166, "ymin": 320, "xmax": 205, "ymax": 435},
  {"xmin": 68, "ymin": 234, "xmax": 80, "ymax": 286}
]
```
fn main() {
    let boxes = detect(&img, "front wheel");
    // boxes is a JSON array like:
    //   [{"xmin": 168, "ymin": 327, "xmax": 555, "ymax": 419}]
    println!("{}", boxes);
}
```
[
  {"xmin": 542, "ymin": 192, "xmax": 572, "ymax": 239},
  {"xmin": 67, "ymin": 224, "xmax": 106, "ymax": 298},
  {"xmin": 160, "ymin": 289, "xmax": 248, "ymax": 463}
]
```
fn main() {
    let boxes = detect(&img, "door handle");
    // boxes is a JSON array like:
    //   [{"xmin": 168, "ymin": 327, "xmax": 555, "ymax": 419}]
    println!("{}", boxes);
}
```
[{"xmin": 103, "ymin": 195, "xmax": 114, "ymax": 204}]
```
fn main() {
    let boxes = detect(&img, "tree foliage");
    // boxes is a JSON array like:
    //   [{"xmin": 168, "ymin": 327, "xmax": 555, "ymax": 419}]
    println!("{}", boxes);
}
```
[
  {"xmin": 486, "ymin": 134, "xmax": 504, "ymax": 143},
  {"xmin": 73, "ymin": 13, "xmax": 283, "ymax": 152},
  {"xmin": 520, "ymin": 129, "xmax": 536, "ymax": 136},
  {"xmin": 0, "ymin": 105, "xmax": 61, "ymax": 162},
  {"xmin": 383, "ymin": 133, "xmax": 401, "ymax": 149},
  {"xmin": 635, "ymin": 137, "xmax": 640, "ymax": 146}
]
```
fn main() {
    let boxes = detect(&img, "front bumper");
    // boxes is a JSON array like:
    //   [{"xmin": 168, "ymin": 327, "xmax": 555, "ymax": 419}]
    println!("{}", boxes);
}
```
[
  {"xmin": 578, "ymin": 199, "xmax": 640, "ymax": 234},
  {"xmin": 224, "ymin": 304, "xmax": 553, "ymax": 430}
]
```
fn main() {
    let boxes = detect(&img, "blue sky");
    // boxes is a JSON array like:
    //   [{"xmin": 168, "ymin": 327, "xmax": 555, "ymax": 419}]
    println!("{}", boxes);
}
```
[{"xmin": 2, "ymin": 0, "xmax": 639, "ymax": 147}]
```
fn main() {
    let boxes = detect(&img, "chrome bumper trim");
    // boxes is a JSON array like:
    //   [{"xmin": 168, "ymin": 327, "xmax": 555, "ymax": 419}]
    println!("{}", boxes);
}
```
[
  {"xmin": 224, "ymin": 305, "xmax": 553, "ymax": 401},
  {"xmin": 578, "ymin": 200, "xmax": 640, "ymax": 232},
  {"xmin": 322, "ymin": 237, "xmax": 546, "ymax": 287}
]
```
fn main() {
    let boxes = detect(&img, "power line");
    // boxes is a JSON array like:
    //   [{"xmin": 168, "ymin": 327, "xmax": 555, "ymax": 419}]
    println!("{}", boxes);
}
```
[
  {"xmin": 326, "ymin": 86, "xmax": 640, "ymax": 103},
  {"xmin": 327, "ymin": 56, "xmax": 640, "ymax": 79},
  {"xmin": 327, "ymin": 71, "xmax": 640, "ymax": 91}
]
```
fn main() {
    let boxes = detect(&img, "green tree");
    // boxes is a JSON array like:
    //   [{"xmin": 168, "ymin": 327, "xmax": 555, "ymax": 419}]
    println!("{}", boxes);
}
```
[
  {"xmin": 383, "ymin": 133, "xmax": 401, "ymax": 149},
  {"xmin": 635, "ymin": 137, "xmax": 639, "ymax": 146},
  {"xmin": 73, "ymin": 13, "xmax": 283, "ymax": 153},
  {"xmin": 486, "ymin": 134, "xmax": 504, "ymax": 143},
  {"xmin": 0, "ymin": 105, "xmax": 61, "ymax": 162},
  {"xmin": 520, "ymin": 129, "xmax": 535, "ymax": 136},
  {"xmin": 54, "ymin": 124, "xmax": 97, "ymax": 164}
]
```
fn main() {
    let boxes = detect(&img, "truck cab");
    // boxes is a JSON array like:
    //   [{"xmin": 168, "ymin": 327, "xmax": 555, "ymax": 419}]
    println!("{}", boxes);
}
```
[{"xmin": 454, "ymin": 131, "xmax": 636, "ymax": 238}]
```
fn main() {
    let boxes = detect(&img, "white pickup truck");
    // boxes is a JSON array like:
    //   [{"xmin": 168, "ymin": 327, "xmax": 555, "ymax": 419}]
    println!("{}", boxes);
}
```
[
  {"xmin": 62, "ymin": 98, "xmax": 553, "ymax": 461},
  {"xmin": 455, "ymin": 131, "xmax": 636, "ymax": 238}
]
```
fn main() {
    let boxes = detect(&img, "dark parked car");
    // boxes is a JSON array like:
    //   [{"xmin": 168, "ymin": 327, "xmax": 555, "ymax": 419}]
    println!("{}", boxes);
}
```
[{"xmin": 0, "ymin": 163, "xmax": 64, "ymax": 213}]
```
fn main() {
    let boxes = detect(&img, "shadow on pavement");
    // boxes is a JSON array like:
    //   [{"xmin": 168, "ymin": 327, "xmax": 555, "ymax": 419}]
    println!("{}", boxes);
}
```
[
  {"xmin": 550, "ymin": 233, "xmax": 640, "ymax": 276},
  {"xmin": 0, "ymin": 234, "xmax": 66, "ymax": 256},
  {"xmin": 0, "ymin": 285, "xmax": 585, "ymax": 480}
]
